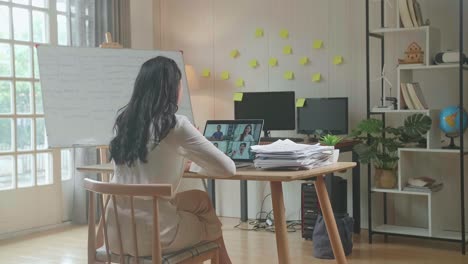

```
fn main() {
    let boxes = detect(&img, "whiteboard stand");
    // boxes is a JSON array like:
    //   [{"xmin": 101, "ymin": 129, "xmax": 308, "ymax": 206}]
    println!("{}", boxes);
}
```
[{"xmin": 99, "ymin": 32, "xmax": 123, "ymax": 49}]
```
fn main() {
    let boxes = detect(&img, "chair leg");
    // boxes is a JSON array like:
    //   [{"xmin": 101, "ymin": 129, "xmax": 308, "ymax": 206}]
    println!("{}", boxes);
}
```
[{"xmin": 211, "ymin": 248, "xmax": 220, "ymax": 264}]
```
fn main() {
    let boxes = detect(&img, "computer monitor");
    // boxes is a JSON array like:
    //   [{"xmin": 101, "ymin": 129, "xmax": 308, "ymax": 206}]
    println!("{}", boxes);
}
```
[
  {"xmin": 297, "ymin": 97, "xmax": 348, "ymax": 136},
  {"xmin": 203, "ymin": 120, "xmax": 264, "ymax": 161},
  {"xmin": 234, "ymin": 92, "xmax": 295, "ymax": 137}
]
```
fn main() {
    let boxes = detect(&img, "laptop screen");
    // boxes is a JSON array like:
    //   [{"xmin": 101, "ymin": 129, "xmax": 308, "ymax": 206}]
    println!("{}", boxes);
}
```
[{"xmin": 203, "ymin": 120, "xmax": 264, "ymax": 161}]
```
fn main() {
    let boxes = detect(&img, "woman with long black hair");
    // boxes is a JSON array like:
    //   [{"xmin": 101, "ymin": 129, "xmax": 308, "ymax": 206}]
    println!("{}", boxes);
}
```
[{"xmin": 107, "ymin": 56, "xmax": 235, "ymax": 263}]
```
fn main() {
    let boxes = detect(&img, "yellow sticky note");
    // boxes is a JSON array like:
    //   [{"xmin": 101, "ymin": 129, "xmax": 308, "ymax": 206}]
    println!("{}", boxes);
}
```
[
  {"xmin": 249, "ymin": 59, "xmax": 258, "ymax": 68},
  {"xmin": 221, "ymin": 71, "xmax": 230, "ymax": 80},
  {"xmin": 279, "ymin": 29, "xmax": 289, "ymax": 39},
  {"xmin": 313, "ymin": 40, "xmax": 323, "ymax": 49},
  {"xmin": 299, "ymin": 56, "xmax": 309, "ymax": 65},
  {"xmin": 296, "ymin": 98, "xmax": 306, "ymax": 108},
  {"xmin": 255, "ymin": 28, "xmax": 264, "ymax": 38},
  {"xmin": 230, "ymin": 49, "xmax": 239, "ymax": 58},
  {"xmin": 201, "ymin": 68, "xmax": 211, "ymax": 77},
  {"xmin": 283, "ymin": 71, "xmax": 294, "ymax": 80},
  {"xmin": 333, "ymin": 55, "xmax": 343, "ymax": 65},
  {"xmin": 269, "ymin": 57, "xmax": 278, "ymax": 67},
  {"xmin": 312, "ymin": 73, "xmax": 322, "ymax": 82},
  {"xmin": 233, "ymin": 92, "xmax": 243, "ymax": 101},
  {"xmin": 235, "ymin": 78, "xmax": 245, "ymax": 87},
  {"xmin": 283, "ymin": 45, "xmax": 292, "ymax": 55}
]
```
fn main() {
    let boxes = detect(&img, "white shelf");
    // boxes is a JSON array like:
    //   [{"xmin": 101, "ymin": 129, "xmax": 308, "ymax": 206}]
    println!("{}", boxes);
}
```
[
  {"xmin": 432, "ymin": 230, "xmax": 468, "ymax": 241},
  {"xmin": 370, "ymin": 26, "xmax": 431, "ymax": 34},
  {"xmin": 398, "ymin": 64, "xmax": 460, "ymax": 70},
  {"xmin": 371, "ymin": 108, "xmax": 430, "ymax": 114},
  {"xmin": 399, "ymin": 148, "xmax": 468, "ymax": 154},
  {"xmin": 374, "ymin": 224, "xmax": 430, "ymax": 237},
  {"xmin": 372, "ymin": 188, "xmax": 431, "ymax": 196}
]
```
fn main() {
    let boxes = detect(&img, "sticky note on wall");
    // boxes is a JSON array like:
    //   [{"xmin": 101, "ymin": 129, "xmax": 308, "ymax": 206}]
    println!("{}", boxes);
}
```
[
  {"xmin": 312, "ymin": 73, "xmax": 321, "ymax": 82},
  {"xmin": 233, "ymin": 92, "xmax": 243, "ymax": 101},
  {"xmin": 269, "ymin": 57, "xmax": 278, "ymax": 67},
  {"xmin": 279, "ymin": 29, "xmax": 289, "ymax": 39},
  {"xmin": 236, "ymin": 78, "xmax": 245, "ymax": 87},
  {"xmin": 221, "ymin": 71, "xmax": 230, "ymax": 80},
  {"xmin": 255, "ymin": 28, "xmax": 264, "ymax": 38},
  {"xmin": 230, "ymin": 49, "xmax": 240, "ymax": 58},
  {"xmin": 334, "ymin": 55, "xmax": 343, "ymax": 65},
  {"xmin": 296, "ymin": 98, "xmax": 306, "ymax": 107},
  {"xmin": 283, "ymin": 71, "xmax": 294, "ymax": 80},
  {"xmin": 313, "ymin": 40, "xmax": 323, "ymax": 49},
  {"xmin": 299, "ymin": 56, "xmax": 309, "ymax": 65},
  {"xmin": 249, "ymin": 59, "xmax": 258, "ymax": 68},
  {"xmin": 283, "ymin": 45, "xmax": 292, "ymax": 55},
  {"xmin": 201, "ymin": 69, "xmax": 211, "ymax": 77}
]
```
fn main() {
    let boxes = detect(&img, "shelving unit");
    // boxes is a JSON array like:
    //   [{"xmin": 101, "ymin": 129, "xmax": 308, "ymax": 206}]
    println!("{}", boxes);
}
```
[{"xmin": 365, "ymin": 0, "xmax": 467, "ymax": 254}]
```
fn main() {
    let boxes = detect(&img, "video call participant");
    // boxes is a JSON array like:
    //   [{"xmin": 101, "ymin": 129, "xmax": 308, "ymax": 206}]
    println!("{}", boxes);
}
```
[
  {"xmin": 235, "ymin": 125, "xmax": 254, "ymax": 142},
  {"xmin": 231, "ymin": 142, "xmax": 250, "ymax": 159}
]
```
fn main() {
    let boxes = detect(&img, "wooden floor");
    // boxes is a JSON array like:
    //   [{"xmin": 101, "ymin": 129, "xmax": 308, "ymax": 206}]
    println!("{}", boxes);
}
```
[{"xmin": 1, "ymin": 217, "xmax": 468, "ymax": 264}]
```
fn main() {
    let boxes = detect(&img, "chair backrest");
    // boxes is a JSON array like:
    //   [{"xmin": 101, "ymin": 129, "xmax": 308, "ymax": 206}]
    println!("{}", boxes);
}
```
[{"xmin": 83, "ymin": 178, "xmax": 173, "ymax": 264}]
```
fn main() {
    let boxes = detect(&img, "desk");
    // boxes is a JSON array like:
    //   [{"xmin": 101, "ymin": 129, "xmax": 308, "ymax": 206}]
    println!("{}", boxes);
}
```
[
  {"xmin": 208, "ymin": 140, "xmax": 361, "ymax": 233},
  {"xmin": 77, "ymin": 162, "xmax": 356, "ymax": 264}
]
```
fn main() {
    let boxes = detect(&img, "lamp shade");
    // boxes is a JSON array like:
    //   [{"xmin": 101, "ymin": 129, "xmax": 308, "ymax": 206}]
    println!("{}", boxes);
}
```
[{"xmin": 185, "ymin": 64, "xmax": 200, "ymax": 90}]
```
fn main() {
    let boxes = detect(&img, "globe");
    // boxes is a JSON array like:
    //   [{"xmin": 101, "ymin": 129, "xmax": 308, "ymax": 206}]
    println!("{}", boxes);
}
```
[
  {"xmin": 439, "ymin": 106, "xmax": 468, "ymax": 148},
  {"xmin": 440, "ymin": 106, "xmax": 468, "ymax": 134}
]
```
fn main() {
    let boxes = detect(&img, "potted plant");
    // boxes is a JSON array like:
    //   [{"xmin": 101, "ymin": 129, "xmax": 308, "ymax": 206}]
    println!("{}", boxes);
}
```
[
  {"xmin": 351, "ymin": 114, "xmax": 432, "ymax": 189},
  {"xmin": 319, "ymin": 134, "xmax": 343, "ymax": 163}
]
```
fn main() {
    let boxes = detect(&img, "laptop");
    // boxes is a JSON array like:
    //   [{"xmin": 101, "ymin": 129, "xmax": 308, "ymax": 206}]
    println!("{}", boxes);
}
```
[{"xmin": 203, "ymin": 119, "xmax": 264, "ymax": 168}]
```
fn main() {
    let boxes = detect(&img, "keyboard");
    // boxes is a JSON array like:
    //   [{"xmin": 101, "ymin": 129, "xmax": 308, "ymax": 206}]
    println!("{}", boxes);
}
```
[
  {"xmin": 235, "ymin": 162, "xmax": 253, "ymax": 168},
  {"xmin": 260, "ymin": 137, "xmax": 304, "ymax": 143}
]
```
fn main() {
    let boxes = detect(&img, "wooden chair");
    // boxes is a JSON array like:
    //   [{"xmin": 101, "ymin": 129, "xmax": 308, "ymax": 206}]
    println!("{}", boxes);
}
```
[{"xmin": 83, "ymin": 178, "xmax": 220, "ymax": 264}]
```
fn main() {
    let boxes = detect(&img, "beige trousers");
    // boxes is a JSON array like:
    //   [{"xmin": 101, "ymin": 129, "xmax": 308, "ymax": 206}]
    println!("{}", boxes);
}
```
[{"xmin": 164, "ymin": 190, "xmax": 223, "ymax": 253}]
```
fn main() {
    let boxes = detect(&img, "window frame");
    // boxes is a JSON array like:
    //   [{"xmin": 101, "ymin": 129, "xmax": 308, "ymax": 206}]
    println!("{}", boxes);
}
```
[{"xmin": 0, "ymin": 0, "xmax": 73, "ymax": 191}]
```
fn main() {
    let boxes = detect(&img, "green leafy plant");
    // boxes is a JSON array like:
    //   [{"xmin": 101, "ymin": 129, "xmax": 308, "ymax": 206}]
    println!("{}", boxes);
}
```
[
  {"xmin": 319, "ymin": 134, "xmax": 343, "ymax": 146},
  {"xmin": 351, "ymin": 113, "xmax": 432, "ymax": 170}
]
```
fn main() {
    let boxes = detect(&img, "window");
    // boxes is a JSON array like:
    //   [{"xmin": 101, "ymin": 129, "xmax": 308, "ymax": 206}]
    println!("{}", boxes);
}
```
[{"xmin": 0, "ymin": 0, "xmax": 73, "ymax": 190}]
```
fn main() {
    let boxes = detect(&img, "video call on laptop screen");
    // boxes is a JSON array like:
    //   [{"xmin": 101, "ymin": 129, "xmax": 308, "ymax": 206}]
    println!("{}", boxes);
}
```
[{"xmin": 203, "ymin": 120, "xmax": 263, "ymax": 161}]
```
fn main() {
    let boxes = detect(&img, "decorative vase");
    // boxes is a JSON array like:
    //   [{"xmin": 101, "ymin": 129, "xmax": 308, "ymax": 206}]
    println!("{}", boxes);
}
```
[{"xmin": 374, "ymin": 168, "xmax": 397, "ymax": 189}]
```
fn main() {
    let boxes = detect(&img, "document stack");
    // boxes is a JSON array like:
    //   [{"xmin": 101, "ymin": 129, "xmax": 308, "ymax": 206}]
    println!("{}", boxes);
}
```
[{"xmin": 250, "ymin": 139, "xmax": 336, "ymax": 170}]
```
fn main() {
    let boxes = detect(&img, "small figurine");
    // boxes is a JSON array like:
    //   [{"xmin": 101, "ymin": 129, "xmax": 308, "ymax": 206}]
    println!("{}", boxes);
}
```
[{"xmin": 398, "ymin": 42, "xmax": 424, "ymax": 64}]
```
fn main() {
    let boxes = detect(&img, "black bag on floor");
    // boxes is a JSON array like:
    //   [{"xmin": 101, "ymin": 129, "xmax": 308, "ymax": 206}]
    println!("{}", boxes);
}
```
[{"xmin": 312, "ymin": 214, "xmax": 353, "ymax": 259}]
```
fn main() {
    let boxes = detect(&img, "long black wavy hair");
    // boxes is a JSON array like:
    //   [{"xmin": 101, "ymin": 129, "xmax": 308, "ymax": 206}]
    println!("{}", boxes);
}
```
[{"xmin": 109, "ymin": 56, "xmax": 181, "ymax": 166}]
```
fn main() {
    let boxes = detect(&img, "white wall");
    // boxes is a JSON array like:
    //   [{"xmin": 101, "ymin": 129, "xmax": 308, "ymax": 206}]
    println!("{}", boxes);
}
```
[
  {"xmin": 156, "ymin": 0, "xmax": 368, "ymax": 223},
  {"xmin": 130, "ymin": 0, "xmax": 155, "ymax": 49}
]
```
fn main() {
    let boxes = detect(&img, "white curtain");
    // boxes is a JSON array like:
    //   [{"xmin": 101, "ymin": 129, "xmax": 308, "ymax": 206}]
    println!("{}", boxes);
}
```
[
  {"xmin": 67, "ymin": 0, "xmax": 99, "ymax": 224},
  {"xmin": 70, "ymin": 0, "xmax": 96, "ymax": 47},
  {"xmin": 95, "ymin": 0, "xmax": 131, "ymax": 48}
]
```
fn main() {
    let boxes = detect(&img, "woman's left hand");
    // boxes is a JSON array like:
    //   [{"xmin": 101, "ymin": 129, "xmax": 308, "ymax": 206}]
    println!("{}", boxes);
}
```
[{"xmin": 184, "ymin": 160, "xmax": 192, "ymax": 172}]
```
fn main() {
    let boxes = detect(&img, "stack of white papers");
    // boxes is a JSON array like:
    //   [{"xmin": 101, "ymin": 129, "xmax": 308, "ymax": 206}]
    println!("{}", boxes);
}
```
[{"xmin": 250, "ymin": 139, "xmax": 335, "ymax": 170}]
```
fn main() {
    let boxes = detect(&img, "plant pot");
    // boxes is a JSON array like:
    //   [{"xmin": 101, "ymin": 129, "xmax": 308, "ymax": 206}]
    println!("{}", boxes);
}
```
[
  {"xmin": 331, "ymin": 149, "xmax": 340, "ymax": 163},
  {"xmin": 374, "ymin": 168, "xmax": 397, "ymax": 189}
]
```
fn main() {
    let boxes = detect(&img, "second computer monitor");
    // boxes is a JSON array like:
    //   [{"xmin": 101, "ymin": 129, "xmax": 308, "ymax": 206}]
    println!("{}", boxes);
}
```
[
  {"xmin": 297, "ymin": 97, "xmax": 348, "ymax": 135},
  {"xmin": 234, "ymin": 92, "xmax": 295, "ymax": 134}
]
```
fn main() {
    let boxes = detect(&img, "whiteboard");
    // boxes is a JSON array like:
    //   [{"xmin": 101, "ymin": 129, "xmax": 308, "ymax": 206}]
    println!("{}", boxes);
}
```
[{"xmin": 37, "ymin": 46, "xmax": 194, "ymax": 148}]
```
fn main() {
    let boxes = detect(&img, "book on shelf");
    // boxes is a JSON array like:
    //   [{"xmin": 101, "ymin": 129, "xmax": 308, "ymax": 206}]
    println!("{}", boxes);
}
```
[
  {"xmin": 400, "ymin": 82, "xmax": 427, "ymax": 110},
  {"xmin": 407, "ymin": 0, "xmax": 419, "ymax": 27},
  {"xmin": 413, "ymin": 0, "xmax": 424, "ymax": 27},
  {"xmin": 399, "ymin": 0, "xmax": 425, "ymax": 28},
  {"xmin": 399, "ymin": 0, "xmax": 414, "ymax": 28},
  {"xmin": 404, "ymin": 177, "xmax": 443, "ymax": 193},
  {"xmin": 407, "ymin": 83, "xmax": 428, "ymax": 110},
  {"xmin": 400, "ymin": 83, "xmax": 415, "ymax": 109}
]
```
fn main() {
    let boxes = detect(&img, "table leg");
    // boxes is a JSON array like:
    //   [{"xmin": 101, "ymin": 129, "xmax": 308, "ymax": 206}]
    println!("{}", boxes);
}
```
[
  {"xmin": 240, "ymin": 180, "xmax": 248, "ymax": 222},
  {"xmin": 315, "ymin": 175, "xmax": 348, "ymax": 264},
  {"xmin": 352, "ymin": 151, "xmax": 361, "ymax": 234},
  {"xmin": 270, "ymin": 182, "xmax": 291, "ymax": 264},
  {"xmin": 208, "ymin": 179, "xmax": 216, "ymax": 209}
]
